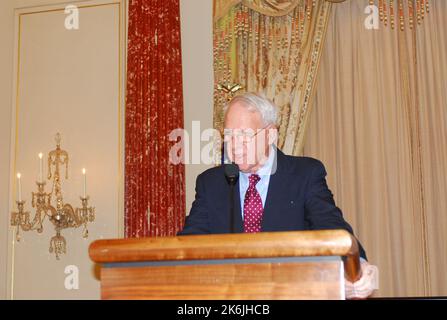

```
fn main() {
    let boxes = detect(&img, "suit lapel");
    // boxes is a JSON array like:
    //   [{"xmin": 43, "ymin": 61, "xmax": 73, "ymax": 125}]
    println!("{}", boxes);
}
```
[{"xmin": 261, "ymin": 149, "xmax": 287, "ymax": 231}]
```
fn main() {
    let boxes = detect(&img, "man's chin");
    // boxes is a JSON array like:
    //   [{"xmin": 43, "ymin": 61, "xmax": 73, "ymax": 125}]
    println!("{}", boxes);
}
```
[{"xmin": 234, "ymin": 163, "xmax": 254, "ymax": 173}]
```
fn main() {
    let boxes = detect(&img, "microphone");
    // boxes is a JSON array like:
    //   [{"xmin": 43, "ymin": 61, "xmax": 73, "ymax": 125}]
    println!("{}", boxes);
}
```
[
  {"xmin": 224, "ymin": 163, "xmax": 239, "ymax": 233},
  {"xmin": 224, "ymin": 163, "xmax": 239, "ymax": 186}
]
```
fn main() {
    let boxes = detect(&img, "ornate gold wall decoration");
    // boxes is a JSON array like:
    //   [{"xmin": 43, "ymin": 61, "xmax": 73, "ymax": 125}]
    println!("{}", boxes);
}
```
[{"xmin": 11, "ymin": 133, "xmax": 95, "ymax": 259}]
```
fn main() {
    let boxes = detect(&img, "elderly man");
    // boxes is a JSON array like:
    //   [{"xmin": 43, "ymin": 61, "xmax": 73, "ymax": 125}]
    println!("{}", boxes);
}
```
[{"xmin": 178, "ymin": 92, "xmax": 378, "ymax": 299}]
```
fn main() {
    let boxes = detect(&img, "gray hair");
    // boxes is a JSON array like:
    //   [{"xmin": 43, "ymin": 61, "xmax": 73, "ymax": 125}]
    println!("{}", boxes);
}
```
[{"xmin": 224, "ymin": 92, "xmax": 278, "ymax": 126}]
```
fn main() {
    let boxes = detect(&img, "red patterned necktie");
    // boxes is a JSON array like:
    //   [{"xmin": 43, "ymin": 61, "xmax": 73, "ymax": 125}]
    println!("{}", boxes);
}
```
[{"xmin": 243, "ymin": 174, "xmax": 263, "ymax": 233}]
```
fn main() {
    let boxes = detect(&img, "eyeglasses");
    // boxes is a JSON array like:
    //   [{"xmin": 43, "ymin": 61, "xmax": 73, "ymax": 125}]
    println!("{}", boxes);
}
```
[{"xmin": 223, "ymin": 124, "xmax": 270, "ymax": 143}]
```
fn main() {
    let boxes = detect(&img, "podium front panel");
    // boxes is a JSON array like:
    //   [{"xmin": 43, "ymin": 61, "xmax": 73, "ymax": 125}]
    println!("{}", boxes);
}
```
[{"xmin": 99, "ymin": 256, "xmax": 344, "ymax": 300}]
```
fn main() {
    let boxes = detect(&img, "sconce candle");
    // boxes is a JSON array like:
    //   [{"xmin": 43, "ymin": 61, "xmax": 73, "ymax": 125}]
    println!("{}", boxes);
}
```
[
  {"xmin": 17, "ymin": 173, "xmax": 22, "ymax": 202},
  {"xmin": 10, "ymin": 133, "xmax": 96, "ymax": 259},
  {"xmin": 38, "ymin": 153, "xmax": 43, "ymax": 183},
  {"xmin": 82, "ymin": 168, "xmax": 87, "ymax": 198}
]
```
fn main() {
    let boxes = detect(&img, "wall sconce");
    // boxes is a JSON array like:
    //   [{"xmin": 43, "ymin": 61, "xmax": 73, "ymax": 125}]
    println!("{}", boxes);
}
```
[{"xmin": 11, "ymin": 133, "xmax": 95, "ymax": 259}]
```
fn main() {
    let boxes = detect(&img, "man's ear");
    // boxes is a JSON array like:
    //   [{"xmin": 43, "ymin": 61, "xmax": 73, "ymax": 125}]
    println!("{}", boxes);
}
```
[{"xmin": 267, "ymin": 126, "xmax": 278, "ymax": 145}]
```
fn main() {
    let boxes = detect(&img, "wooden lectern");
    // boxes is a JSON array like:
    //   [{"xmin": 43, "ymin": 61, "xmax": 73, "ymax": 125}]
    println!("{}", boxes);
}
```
[{"xmin": 89, "ymin": 229, "xmax": 361, "ymax": 300}]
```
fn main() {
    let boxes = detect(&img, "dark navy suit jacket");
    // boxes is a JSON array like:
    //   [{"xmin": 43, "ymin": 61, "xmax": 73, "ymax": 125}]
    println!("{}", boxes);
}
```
[{"xmin": 178, "ymin": 148, "xmax": 367, "ymax": 260}]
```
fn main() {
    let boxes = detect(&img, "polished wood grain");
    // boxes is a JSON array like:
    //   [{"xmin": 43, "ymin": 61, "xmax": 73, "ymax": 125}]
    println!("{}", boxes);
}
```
[
  {"xmin": 101, "ymin": 261, "xmax": 344, "ymax": 300},
  {"xmin": 89, "ymin": 229, "xmax": 361, "ymax": 282}
]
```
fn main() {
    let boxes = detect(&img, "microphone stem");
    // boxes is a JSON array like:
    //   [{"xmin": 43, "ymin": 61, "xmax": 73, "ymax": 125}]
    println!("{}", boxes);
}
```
[{"xmin": 229, "ymin": 183, "xmax": 235, "ymax": 233}]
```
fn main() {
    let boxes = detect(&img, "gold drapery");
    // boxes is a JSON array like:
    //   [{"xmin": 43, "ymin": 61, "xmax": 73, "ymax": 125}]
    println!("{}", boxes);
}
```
[
  {"xmin": 215, "ymin": 0, "xmax": 305, "ymax": 20},
  {"xmin": 213, "ymin": 0, "xmax": 332, "ymax": 156},
  {"xmin": 214, "ymin": 0, "xmax": 346, "ymax": 20},
  {"xmin": 304, "ymin": 0, "xmax": 447, "ymax": 297}
]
